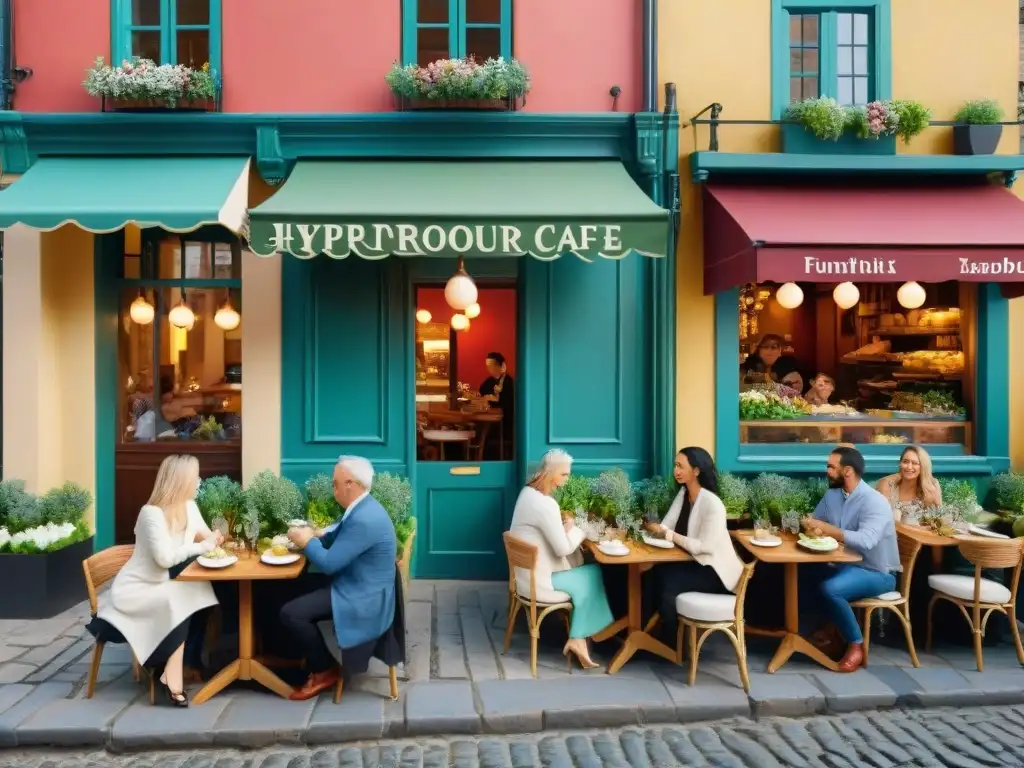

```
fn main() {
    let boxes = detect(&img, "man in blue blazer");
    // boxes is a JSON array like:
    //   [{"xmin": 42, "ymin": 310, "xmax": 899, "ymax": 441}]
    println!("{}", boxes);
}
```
[
  {"xmin": 285, "ymin": 455, "xmax": 397, "ymax": 700},
  {"xmin": 801, "ymin": 446, "xmax": 900, "ymax": 673}
]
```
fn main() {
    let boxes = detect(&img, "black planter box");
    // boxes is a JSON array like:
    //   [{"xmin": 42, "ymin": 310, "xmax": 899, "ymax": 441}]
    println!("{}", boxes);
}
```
[
  {"xmin": 0, "ymin": 537, "xmax": 93, "ymax": 619},
  {"xmin": 953, "ymin": 124, "xmax": 1002, "ymax": 155}
]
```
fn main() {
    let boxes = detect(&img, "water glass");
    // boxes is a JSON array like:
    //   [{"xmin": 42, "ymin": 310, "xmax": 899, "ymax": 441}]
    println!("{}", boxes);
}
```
[{"xmin": 781, "ymin": 510, "xmax": 801, "ymax": 535}]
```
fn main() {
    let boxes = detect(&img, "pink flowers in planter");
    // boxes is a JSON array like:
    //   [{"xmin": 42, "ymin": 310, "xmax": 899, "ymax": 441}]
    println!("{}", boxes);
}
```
[{"xmin": 864, "ymin": 101, "xmax": 900, "ymax": 138}]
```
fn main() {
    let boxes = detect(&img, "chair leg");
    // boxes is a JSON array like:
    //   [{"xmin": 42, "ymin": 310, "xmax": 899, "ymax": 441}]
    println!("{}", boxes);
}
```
[
  {"xmin": 675, "ymin": 621, "xmax": 684, "ymax": 665},
  {"xmin": 893, "ymin": 606, "xmax": 920, "ymax": 668},
  {"xmin": 1008, "ymin": 607, "xmax": 1024, "ymax": 665},
  {"xmin": 503, "ymin": 600, "xmax": 521, "ymax": 654},
  {"xmin": 973, "ymin": 627, "xmax": 985, "ymax": 672},
  {"xmin": 147, "ymin": 671, "xmax": 156, "ymax": 706},
  {"xmin": 861, "ymin": 608, "xmax": 873, "ymax": 667},
  {"xmin": 687, "ymin": 624, "xmax": 698, "ymax": 686},
  {"xmin": 333, "ymin": 674, "xmax": 344, "ymax": 704},
  {"xmin": 131, "ymin": 656, "xmax": 140, "ymax": 682},
  {"xmin": 562, "ymin": 612, "xmax": 572, "ymax": 673},
  {"xmin": 388, "ymin": 666, "xmax": 399, "ymax": 701},
  {"xmin": 925, "ymin": 594, "xmax": 939, "ymax": 654},
  {"xmin": 85, "ymin": 643, "xmax": 104, "ymax": 699},
  {"xmin": 529, "ymin": 626, "xmax": 539, "ymax": 679},
  {"xmin": 721, "ymin": 627, "xmax": 750, "ymax": 693}
]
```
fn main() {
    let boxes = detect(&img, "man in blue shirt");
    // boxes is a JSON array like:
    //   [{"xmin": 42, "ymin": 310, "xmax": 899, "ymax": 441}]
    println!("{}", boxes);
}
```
[{"xmin": 801, "ymin": 446, "xmax": 900, "ymax": 672}]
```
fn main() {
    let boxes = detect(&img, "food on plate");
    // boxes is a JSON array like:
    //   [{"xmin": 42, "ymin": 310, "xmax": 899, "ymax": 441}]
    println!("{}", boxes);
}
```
[
  {"xmin": 798, "ymin": 532, "xmax": 835, "ymax": 547},
  {"xmin": 810, "ymin": 403, "xmax": 858, "ymax": 416},
  {"xmin": 920, "ymin": 513, "xmax": 957, "ymax": 537},
  {"xmin": 206, "ymin": 546, "xmax": 229, "ymax": 559},
  {"xmin": 871, "ymin": 433, "xmax": 908, "ymax": 444},
  {"xmin": 802, "ymin": 524, "xmax": 824, "ymax": 538},
  {"xmin": 846, "ymin": 340, "xmax": 891, "ymax": 358},
  {"xmin": 753, "ymin": 528, "xmax": 777, "ymax": 541},
  {"xmin": 645, "ymin": 521, "xmax": 665, "ymax": 534},
  {"xmin": 902, "ymin": 350, "xmax": 964, "ymax": 375},
  {"xmin": 270, "ymin": 543, "xmax": 290, "ymax": 557}
]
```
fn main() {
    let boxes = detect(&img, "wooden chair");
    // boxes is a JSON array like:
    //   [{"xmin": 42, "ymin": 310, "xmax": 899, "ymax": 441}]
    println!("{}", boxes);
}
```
[
  {"xmin": 501, "ymin": 532, "xmax": 572, "ymax": 678},
  {"xmin": 851, "ymin": 532, "xmax": 922, "ymax": 667},
  {"xmin": 926, "ymin": 537, "xmax": 1024, "ymax": 672},
  {"xmin": 675, "ymin": 561, "xmax": 756, "ymax": 692},
  {"xmin": 82, "ymin": 545, "xmax": 152, "ymax": 702}
]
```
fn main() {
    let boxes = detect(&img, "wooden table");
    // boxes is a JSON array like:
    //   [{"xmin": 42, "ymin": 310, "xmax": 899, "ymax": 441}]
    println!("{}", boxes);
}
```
[
  {"xmin": 584, "ymin": 538, "xmax": 690, "ymax": 674},
  {"xmin": 731, "ymin": 530, "xmax": 862, "ymax": 673},
  {"xmin": 178, "ymin": 554, "xmax": 305, "ymax": 704},
  {"xmin": 896, "ymin": 522, "xmax": 991, "ymax": 570},
  {"xmin": 423, "ymin": 409, "xmax": 504, "ymax": 459}
]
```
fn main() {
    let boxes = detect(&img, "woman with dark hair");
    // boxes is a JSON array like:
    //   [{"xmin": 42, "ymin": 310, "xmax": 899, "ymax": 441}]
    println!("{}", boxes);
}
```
[
  {"xmin": 652, "ymin": 447, "xmax": 744, "ymax": 640},
  {"xmin": 742, "ymin": 333, "xmax": 800, "ymax": 384}
]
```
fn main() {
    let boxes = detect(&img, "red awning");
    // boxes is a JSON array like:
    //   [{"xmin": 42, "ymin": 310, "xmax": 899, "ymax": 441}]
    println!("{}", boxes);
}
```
[{"xmin": 702, "ymin": 184, "xmax": 1024, "ymax": 296}]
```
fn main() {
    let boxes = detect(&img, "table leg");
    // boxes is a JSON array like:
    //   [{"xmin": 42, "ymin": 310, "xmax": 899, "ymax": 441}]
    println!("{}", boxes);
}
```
[
  {"xmin": 605, "ymin": 563, "xmax": 678, "ymax": 674},
  {"xmin": 766, "ymin": 562, "xmax": 841, "ymax": 673},
  {"xmin": 930, "ymin": 546, "xmax": 943, "ymax": 571},
  {"xmin": 192, "ymin": 580, "xmax": 297, "ymax": 704}
]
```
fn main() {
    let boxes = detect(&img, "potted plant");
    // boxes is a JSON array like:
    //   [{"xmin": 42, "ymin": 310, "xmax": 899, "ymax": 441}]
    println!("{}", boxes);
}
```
[
  {"xmin": 591, "ymin": 469, "xmax": 635, "ymax": 539},
  {"xmin": 0, "ymin": 480, "xmax": 94, "ymax": 619},
  {"xmin": 952, "ymin": 99, "xmax": 1004, "ymax": 155},
  {"xmin": 782, "ymin": 97, "xmax": 930, "ymax": 155},
  {"xmin": 385, "ymin": 56, "xmax": 530, "ymax": 111},
  {"xmin": 718, "ymin": 473, "xmax": 751, "ymax": 529},
  {"xmin": 633, "ymin": 476, "xmax": 674, "ymax": 524},
  {"xmin": 83, "ymin": 57, "xmax": 219, "ymax": 112},
  {"xmin": 303, "ymin": 474, "xmax": 342, "ymax": 530},
  {"xmin": 749, "ymin": 473, "xmax": 807, "ymax": 524},
  {"xmin": 242, "ymin": 471, "xmax": 303, "ymax": 539},
  {"xmin": 370, "ymin": 473, "xmax": 416, "ymax": 582},
  {"xmin": 989, "ymin": 472, "xmax": 1024, "ymax": 538},
  {"xmin": 196, "ymin": 475, "xmax": 244, "ymax": 533}
]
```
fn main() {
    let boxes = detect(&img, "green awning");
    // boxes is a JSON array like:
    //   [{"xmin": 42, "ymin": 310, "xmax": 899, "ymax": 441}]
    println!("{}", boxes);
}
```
[
  {"xmin": 0, "ymin": 157, "xmax": 251, "ymax": 233},
  {"xmin": 246, "ymin": 161, "xmax": 669, "ymax": 260}
]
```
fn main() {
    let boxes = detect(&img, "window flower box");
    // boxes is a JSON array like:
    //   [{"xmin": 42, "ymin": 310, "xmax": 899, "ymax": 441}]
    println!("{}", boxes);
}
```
[
  {"xmin": 84, "ymin": 57, "xmax": 220, "ymax": 113},
  {"xmin": 781, "ymin": 97, "xmax": 931, "ymax": 156},
  {"xmin": 386, "ymin": 57, "xmax": 530, "ymax": 112}
]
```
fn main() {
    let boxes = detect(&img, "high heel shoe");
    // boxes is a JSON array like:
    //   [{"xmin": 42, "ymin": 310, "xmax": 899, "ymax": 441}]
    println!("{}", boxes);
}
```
[
  {"xmin": 562, "ymin": 642, "xmax": 601, "ymax": 670},
  {"xmin": 158, "ymin": 674, "xmax": 190, "ymax": 708}
]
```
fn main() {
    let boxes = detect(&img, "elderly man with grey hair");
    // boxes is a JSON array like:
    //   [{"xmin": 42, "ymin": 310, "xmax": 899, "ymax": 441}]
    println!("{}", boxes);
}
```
[{"xmin": 283, "ymin": 455, "xmax": 397, "ymax": 700}]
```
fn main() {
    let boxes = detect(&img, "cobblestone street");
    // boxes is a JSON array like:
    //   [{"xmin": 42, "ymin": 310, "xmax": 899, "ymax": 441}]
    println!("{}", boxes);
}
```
[{"xmin": 5, "ymin": 705, "xmax": 1024, "ymax": 767}]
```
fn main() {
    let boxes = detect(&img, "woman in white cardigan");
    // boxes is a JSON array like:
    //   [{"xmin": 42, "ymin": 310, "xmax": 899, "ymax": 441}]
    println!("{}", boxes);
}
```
[
  {"xmin": 90, "ymin": 455, "xmax": 221, "ymax": 706},
  {"xmin": 653, "ymin": 447, "xmax": 743, "ymax": 640},
  {"xmin": 509, "ymin": 449, "xmax": 614, "ymax": 669}
]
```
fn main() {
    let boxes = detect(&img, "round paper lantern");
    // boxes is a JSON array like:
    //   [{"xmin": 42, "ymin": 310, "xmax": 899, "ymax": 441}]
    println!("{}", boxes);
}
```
[
  {"xmin": 129, "ymin": 294, "xmax": 155, "ymax": 325},
  {"xmin": 415, "ymin": 309, "xmax": 432, "ymax": 324},
  {"xmin": 464, "ymin": 302, "xmax": 481, "ymax": 319},
  {"xmin": 897, "ymin": 281, "xmax": 926, "ymax": 309},
  {"xmin": 444, "ymin": 258, "xmax": 478, "ymax": 310},
  {"xmin": 450, "ymin": 313, "xmax": 470, "ymax": 331},
  {"xmin": 168, "ymin": 298, "xmax": 196, "ymax": 329},
  {"xmin": 214, "ymin": 300, "xmax": 241, "ymax": 331},
  {"xmin": 775, "ymin": 282, "xmax": 804, "ymax": 309},
  {"xmin": 832, "ymin": 282, "xmax": 860, "ymax": 310}
]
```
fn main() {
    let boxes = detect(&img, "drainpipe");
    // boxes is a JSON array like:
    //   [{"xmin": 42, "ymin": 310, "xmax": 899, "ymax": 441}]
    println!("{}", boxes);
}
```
[
  {"xmin": 642, "ymin": 0, "xmax": 657, "ymax": 111},
  {"xmin": 0, "ymin": 0, "xmax": 11, "ymax": 110}
]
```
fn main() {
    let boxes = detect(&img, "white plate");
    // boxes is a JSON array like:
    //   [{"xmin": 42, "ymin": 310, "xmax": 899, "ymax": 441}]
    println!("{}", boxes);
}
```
[
  {"xmin": 642, "ymin": 535, "xmax": 674, "ymax": 549},
  {"xmin": 261, "ymin": 552, "xmax": 301, "ymax": 566},
  {"xmin": 749, "ymin": 536, "xmax": 782, "ymax": 548},
  {"xmin": 597, "ymin": 542, "xmax": 630, "ymax": 557},
  {"xmin": 967, "ymin": 524, "xmax": 1009, "ymax": 540},
  {"xmin": 798, "ymin": 537, "xmax": 839, "ymax": 552},
  {"xmin": 287, "ymin": 519, "xmax": 309, "ymax": 528},
  {"xmin": 198, "ymin": 555, "xmax": 237, "ymax": 569}
]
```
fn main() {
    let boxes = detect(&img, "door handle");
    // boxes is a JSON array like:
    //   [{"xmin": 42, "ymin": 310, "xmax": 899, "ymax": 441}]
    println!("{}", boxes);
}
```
[{"xmin": 450, "ymin": 466, "xmax": 481, "ymax": 476}]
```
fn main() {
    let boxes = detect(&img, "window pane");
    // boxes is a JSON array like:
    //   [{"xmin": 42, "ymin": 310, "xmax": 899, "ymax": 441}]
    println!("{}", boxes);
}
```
[
  {"xmin": 836, "ymin": 13, "xmax": 852, "ymax": 44},
  {"xmin": 176, "ymin": 0, "xmax": 209, "ymax": 25},
  {"xmin": 213, "ymin": 243, "xmax": 236, "ymax": 279},
  {"xmin": 790, "ymin": 77, "xmax": 803, "ymax": 103},
  {"xmin": 803, "ymin": 48, "xmax": 819, "ymax": 74},
  {"xmin": 802, "ymin": 14, "xmax": 818, "ymax": 42},
  {"xmin": 789, "ymin": 15, "xmax": 802, "ymax": 44},
  {"xmin": 853, "ymin": 46, "xmax": 868, "ymax": 75},
  {"xmin": 157, "ymin": 237, "xmax": 219, "ymax": 279},
  {"xmin": 131, "ymin": 30, "xmax": 162, "ymax": 61},
  {"xmin": 789, "ymin": 49, "xmax": 802, "ymax": 72},
  {"xmin": 465, "ymin": 27, "xmax": 501, "ymax": 62},
  {"xmin": 853, "ymin": 77, "xmax": 868, "ymax": 105},
  {"xmin": 131, "ymin": 0, "xmax": 161, "ymax": 26},
  {"xmin": 120, "ymin": 288, "xmax": 158, "ymax": 443},
  {"xmin": 853, "ymin": 13, "xmax": 868, "ymax": 45},
  {"xmin": 837, "ymin": 46, "xmax": 852, "ymax": 76},
  {"xmin": 466, "ymin": 0, "xmax": 502, "ymax": 24},
  {"xmin": 417, "ymin": 0, "xmax": 448, "ymax": 23},
  {"xmin": 417, "ymin": 27, "xmax": 449, "ymax": 65},
  {"xmin": 176, "ymin": 29, "xmax": 210, "ymax": 66},
  {"xmin": 837, "ymin": 77, "xmax": 853, "ymax": 105},
  {"xmin": 802, "ymin": 76, "xmax": 818, "ymax": 99}
]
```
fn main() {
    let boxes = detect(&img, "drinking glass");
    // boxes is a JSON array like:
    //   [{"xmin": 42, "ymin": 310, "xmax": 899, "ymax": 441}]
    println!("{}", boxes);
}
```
[{"xmin": 781, "ymin": 510, "xmax": 801, "ymax": 535}]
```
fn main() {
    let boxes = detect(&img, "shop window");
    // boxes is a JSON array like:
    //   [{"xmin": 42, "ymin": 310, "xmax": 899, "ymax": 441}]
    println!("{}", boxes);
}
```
[
  {"xmin": 403, "ymin": 0, "xmax": 512, "ymax": 65},
  {"xmin": 112, "ymin": 0, "xmax": 221, "ymax": 73},
  {"xmin": 119, "ymin": 234, "xmax": 241, "ymax": 446},
  {"xmin": 736, "ymin": 281, "xmax": 973, "ymax": 452},
  {"xmin": 772, "ymin": 0, "xmax": 891, "ymax": 117}
]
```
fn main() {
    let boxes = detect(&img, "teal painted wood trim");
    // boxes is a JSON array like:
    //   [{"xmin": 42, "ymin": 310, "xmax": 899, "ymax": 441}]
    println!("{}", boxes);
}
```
[
  {"xmin": 690, "ymin": 150, "xmax": 1024, "ymax": 183},
  {"xmin": 93, "ymin": 232, "xmax": 123, "ymax": 551},
  {"xmin": 402, "ymin": 0, "xmax": 511, "ymax": 63},
  {"xmin": 111, "ymin": 0, "xmax": 221, "ymax": 73},
  {"xmin": 714, "ymin": 288, "xmax": 742, "ymax": 471},
  {"xmin": 976, "ymin": 283, "xmax": 1011, "ymax": 471}
]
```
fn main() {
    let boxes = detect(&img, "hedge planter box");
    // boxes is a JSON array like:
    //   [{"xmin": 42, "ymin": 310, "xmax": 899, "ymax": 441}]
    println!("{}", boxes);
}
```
[
  {"xmin": 953, "ymin": 124, "xmax": 1002, "ymax": 156},
  {"xmin": 780, "ymin": 123, "xmax": 896, "ymax": 155},
  {"xmin": 102, "ymin": 96, "xmax": 218, "ymax": 113},
  {"xmin": 394, "ymin": 95, "xmax": 524, "ymax": 112},
  {"xmin": 0, "ymin": 537, "xmax": 93, "ymax": 619}
]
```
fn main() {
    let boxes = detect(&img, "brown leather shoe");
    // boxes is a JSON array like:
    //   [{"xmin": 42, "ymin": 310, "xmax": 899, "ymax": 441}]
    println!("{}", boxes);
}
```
[
  {"xmin": 838, "ymin": 643, "xmax": 864, "ymax": 673},
  {"xmin": 288, "ymin": 669, "xmax": 340, "ymax": 701}
]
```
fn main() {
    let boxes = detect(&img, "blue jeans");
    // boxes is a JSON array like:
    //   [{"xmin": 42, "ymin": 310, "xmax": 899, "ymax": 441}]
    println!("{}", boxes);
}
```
[{"xmin": 802, "ymin": 563, "xmax": 896, "ymax": 644}]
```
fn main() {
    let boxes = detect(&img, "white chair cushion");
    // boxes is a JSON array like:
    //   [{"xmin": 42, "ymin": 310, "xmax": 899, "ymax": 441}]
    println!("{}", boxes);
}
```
[
  {"xmin": 514, "ymin": 579, "xmax": 570, "ymax": 605},
  {"xmin": 675, "ymin": 591, "xmax": 737, "ymax": 623},
  {"xmin": 875, "ymin": 591, "xmax": 902, "ymax": 601},
  {"xmin": 928, "ymin": 574, "xmax": 1012, "ymax": 604}
]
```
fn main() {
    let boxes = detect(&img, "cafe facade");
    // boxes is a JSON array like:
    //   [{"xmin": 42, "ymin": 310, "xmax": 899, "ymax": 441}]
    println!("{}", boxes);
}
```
[{"xmin": 0, "ymin": 107, "xmax": 679, "ymax": 580}]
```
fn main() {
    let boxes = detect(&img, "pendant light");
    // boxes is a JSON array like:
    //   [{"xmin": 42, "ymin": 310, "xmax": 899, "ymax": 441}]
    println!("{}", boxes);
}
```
[
  {"xmin": 444, "ymin": 257, "xmax": 478, "ymax": 311},
  {"xmin": 464, "ymin": 302, "xmax": 481, "ymax": 319},
  {"xmin": 774, "ymin": 282, "xmax": 804, "ymax": 310},
  {"xmin": 450, "ymin": 313, "xmax": 470, "ymax": 331},
  {"xmin": 832, "ymin": 282, "xmax": 860, "ymax": 310},
  {"xmin": 896, "ymin": 281, "xmax": 926, "ymax": 309},
  {"xmin": 214, "ymin": 292, "xmax": 241, "ymax": 331},
  {"xmin": 129, "ymin": 291, "xmax": 155, "ymax": 325},
  {"xmin": 415, "ymin": 309, "xmax": 432, "ymax": 324},
  {"xmin": 169, "ymin": 295, "xmax": 196, "ymax": 329}
]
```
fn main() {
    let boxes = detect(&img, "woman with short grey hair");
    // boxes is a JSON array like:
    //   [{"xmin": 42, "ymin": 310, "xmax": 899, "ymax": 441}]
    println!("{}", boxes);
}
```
[{"xmin": 508, "ymin": 449, "xmax": 613, "ymax": 669}]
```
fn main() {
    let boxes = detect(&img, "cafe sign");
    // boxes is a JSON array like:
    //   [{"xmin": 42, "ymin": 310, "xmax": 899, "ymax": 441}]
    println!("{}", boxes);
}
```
[{"xmin": 245, "ymin": 220, "xmax": 667, "ymax": 261}]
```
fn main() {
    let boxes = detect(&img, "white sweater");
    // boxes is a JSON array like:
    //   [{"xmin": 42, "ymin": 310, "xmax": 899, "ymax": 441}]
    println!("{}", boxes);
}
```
[
  {"xmin": 661, "ymin": 488, "xmax": 743, "ymax": 592},
  {"xmin": 508, "ymin": 486, "xmax": 585, "ymax": 603}
]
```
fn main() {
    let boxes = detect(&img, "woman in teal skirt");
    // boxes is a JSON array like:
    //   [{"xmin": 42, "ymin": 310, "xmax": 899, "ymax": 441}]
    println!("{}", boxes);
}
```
[{"xmin": 509, "ymin": 449, "xmax": 614, "ymax": 668}]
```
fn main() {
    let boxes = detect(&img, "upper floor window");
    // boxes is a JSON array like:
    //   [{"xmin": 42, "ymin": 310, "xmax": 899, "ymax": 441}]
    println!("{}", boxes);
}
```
[
  {"xmin": 403, "ymin": 0, "xmax": 512, "ymax": 66},
  {"xmin": 113, "ymin": 0, "xmax": 220, "ymax": 72}
]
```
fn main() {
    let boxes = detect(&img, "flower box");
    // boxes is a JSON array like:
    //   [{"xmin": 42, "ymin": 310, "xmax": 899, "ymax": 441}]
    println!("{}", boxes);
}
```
[
  {"xmin": 394, "ymin": 95, "xmax": 523, "ymax": 112},
  {"xmin": 0, "ymin": 536, "xmax": 93, "ymax": 619},
  {"xmin": 84, "ymin": 57, "xmax": 220, "ymax": 113},
  {"xmin": 103, "ymin": 96, "xmax": 218, "ymax": 113},
  {"xmin": 780, "ymin": 123, "xmax": 896, "ymax": 155},
  {"xmin": 385, "ymin": 57, "xmax": 530, "ymax": 113}
]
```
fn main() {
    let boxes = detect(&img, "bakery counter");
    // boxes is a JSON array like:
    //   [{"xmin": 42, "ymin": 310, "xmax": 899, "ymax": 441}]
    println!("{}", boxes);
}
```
[{"xmin": 740, "ymin": 418, "xmax": 970, "ymax": 447}]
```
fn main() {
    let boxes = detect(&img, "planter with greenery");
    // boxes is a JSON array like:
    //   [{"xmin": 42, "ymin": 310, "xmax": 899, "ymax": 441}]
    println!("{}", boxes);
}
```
[
  {"xmin": 553, "ymin": 474, "xmax": 594, "ymax": 518},
  {"xmin": 196, "ymin": 475, "xmax": 244, "ymax": 533},
  {"xmin": 952, "ymin": 99, "xmax": 1004, "ymax": 156},
  {"xmin": 385, "ymin": 56, "xmax": 530, "ymax": 111},
  {"xmin": 370, "ymin": 473, "xmax": 416, "ymax": 580},
  {"xmin": 782, "ymin": 97, "xmax": 931, "ymax": 155},
  {"xmin": 302, "ymin": 474, "xmax": 342, "ymax": 530},
  {"xmin": 242, "ymin": 471, "xmax": 303, "ymax": 540},
  {"xmin": 0, "ymin": 480, "xmax": 94, "ymax": 619},
  {"xmin": 749, "ymin": 473, "xmax": 811, "ymax": 524},
  {"xmin": 591, "ymin": 469, "xmax": 639, "ymax": 540},
  {"xmin": 84, "ymin": 57, "xmax": 219, "ymax": 111},
  {"xmin": 717, "ymin": 472, "xmax": 751, "ymax": 529}
]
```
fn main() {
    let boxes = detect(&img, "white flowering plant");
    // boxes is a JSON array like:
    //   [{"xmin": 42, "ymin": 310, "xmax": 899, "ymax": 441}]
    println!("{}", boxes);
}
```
[
  {"xmin": 385, "ymin": 56, "xmax": 530, "ymax": 103},
  {"xmin": 83, "ymin": 57, "xmax": 218, "ymax": 108},
  {"xmin": 0, "ymin": 480, "xmax": 92, "ymax": 554}
]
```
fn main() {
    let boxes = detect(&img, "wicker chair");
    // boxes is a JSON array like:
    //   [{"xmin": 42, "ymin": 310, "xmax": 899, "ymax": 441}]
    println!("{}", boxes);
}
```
[
  {"xmin": 926, "ymin": 537, "xmax": 1024, "ymax": 672},
  {"xmin": 675, "ymin": 561, "xmax": 756, "ymax": 692},
  {"xmin": 501, "ymin": 532, "xmax": 572, "ymax": 678},
  {"xmin": 850, "ymin": 532, "xmax": 922, "ymax": 667}
]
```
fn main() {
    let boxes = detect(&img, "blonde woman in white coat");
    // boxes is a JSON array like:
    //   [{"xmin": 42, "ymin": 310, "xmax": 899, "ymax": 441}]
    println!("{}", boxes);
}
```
[
  {"xmin": 509, "ymin": 449, "xmax": 614, "ymax": 669},
  {"xmin": 91, "ymin": 455, "xmax": 222, "ymax": 707},
  {"xmin": 652, "ymin": 447, "xmax": 744, "ymax": 640}
]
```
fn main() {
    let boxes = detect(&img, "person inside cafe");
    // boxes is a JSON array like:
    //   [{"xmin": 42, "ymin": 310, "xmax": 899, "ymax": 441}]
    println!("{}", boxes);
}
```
[
  {"xmin": 741, "ymin": 333, "xmax": 801, "ymax": 384},
  {"xmin": 284, "ymin": 456, "xmax": 397, "ymax": 700},
  {"xmin": 651, "ymin": 447, "xmax": 743, "ymax": 643},
  {"xmin": 508, "ymin": 449, "xmax": 614, "ymax": 669},
  {"xmin": 87, "ymin": 455, "xmax": 223, "ymax": 707},
  {"xmin": 801, "ymin": 446, "xmax": 900, "ymax": 672},
  {"xmin": 480, "ymin": 352, "xmax": 515, "ymax": 456},
  {"xmin": 804, "ymin": 373, "xmax": 836, "ymax": 406},
  {"xmin": 876, "ymin": 445, "xmax": 942, "ymax": 522}
]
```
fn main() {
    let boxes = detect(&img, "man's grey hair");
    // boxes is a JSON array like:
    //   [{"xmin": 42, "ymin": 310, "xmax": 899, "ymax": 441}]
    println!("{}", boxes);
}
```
[{"xmin": 337, "ymin": 455, "xmax": 375, "ymax": 490}]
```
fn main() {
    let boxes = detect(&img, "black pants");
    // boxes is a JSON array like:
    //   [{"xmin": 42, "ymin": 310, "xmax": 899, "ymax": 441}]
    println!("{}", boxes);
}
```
[
  {"xmin": 279, "ymin": 579, "xmax": 335, "ymax": 673},
  {"xmin": 655, "ymin": 561, "xmax": 731, "ymax": 640}
]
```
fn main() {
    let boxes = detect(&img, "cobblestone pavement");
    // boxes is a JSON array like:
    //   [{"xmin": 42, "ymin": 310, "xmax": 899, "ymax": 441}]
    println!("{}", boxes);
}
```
[{"xmin": 5, "ymin": 705, "xmax": 1024, "ymax": 767}]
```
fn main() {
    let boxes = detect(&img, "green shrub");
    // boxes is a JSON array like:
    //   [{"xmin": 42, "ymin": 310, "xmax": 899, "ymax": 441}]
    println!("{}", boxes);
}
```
[
  {"xmin": 371, "ymin": 472, "xmax": 415, "ymax": 547},
  {"xmin": 553, "ymin": 474, "xmax": 594, "ymax": 515},
  {"xmin": 592, "ymin": 469, "xmax": 635, "ymax": 523},
  {"xmin": 37, "ymin": 482, "xmax": 92, "ymax": 527},
  {"xmin": 805, "ymin": 477, "xmax": 830, "ymax": 511},
  {"xmin": 785, "ymin": 97, "xmax": 848, "ymax": 141},
  {"xmin": 196, "ymin": 476, "xmax": 243, "ymax": 530},
  {"xmin": 243, "ymin": 471, "xmax": 303, "ymax": 537},
  {"xmin": 633, "ymin": 476, "xmax": 675, "ymax": 521},
  {"xmin": 938, "ymin": 477, "xmax": 980, "ymax": 522},
  {"xmin": 989, "ymin": 472, "xmax": 1024, "ymax": 514},
  {"xmin": 750, "ymin": 473, "xmax": 810, "ymax": 521},
  {"xmin": 954, "ymin": 99, "xmax": 1004, "ymax": 125},
  {"xmin": 718, "ymin": 473, "xmax": 750, "ymax": 518},
  {"xmin": 304, "ymin": 474, "xmax": 342, "ymax": 529}
]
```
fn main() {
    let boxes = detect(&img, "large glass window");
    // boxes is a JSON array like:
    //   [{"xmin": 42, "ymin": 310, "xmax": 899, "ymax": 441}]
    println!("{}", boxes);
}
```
[
  {"xmin": 404, "ymin": 0, "xmax": 511, "ymax": 65},
  {"xmin": 114, "ymin": 0, "xmax": 219, "ymax": 71},
  {"xmin": 738, "ymin": 281, "xmax": 972, "ymax": 451},
  {"xmin": 786, "ymin": 10, "xmax": 872, "ymax": 106}
]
